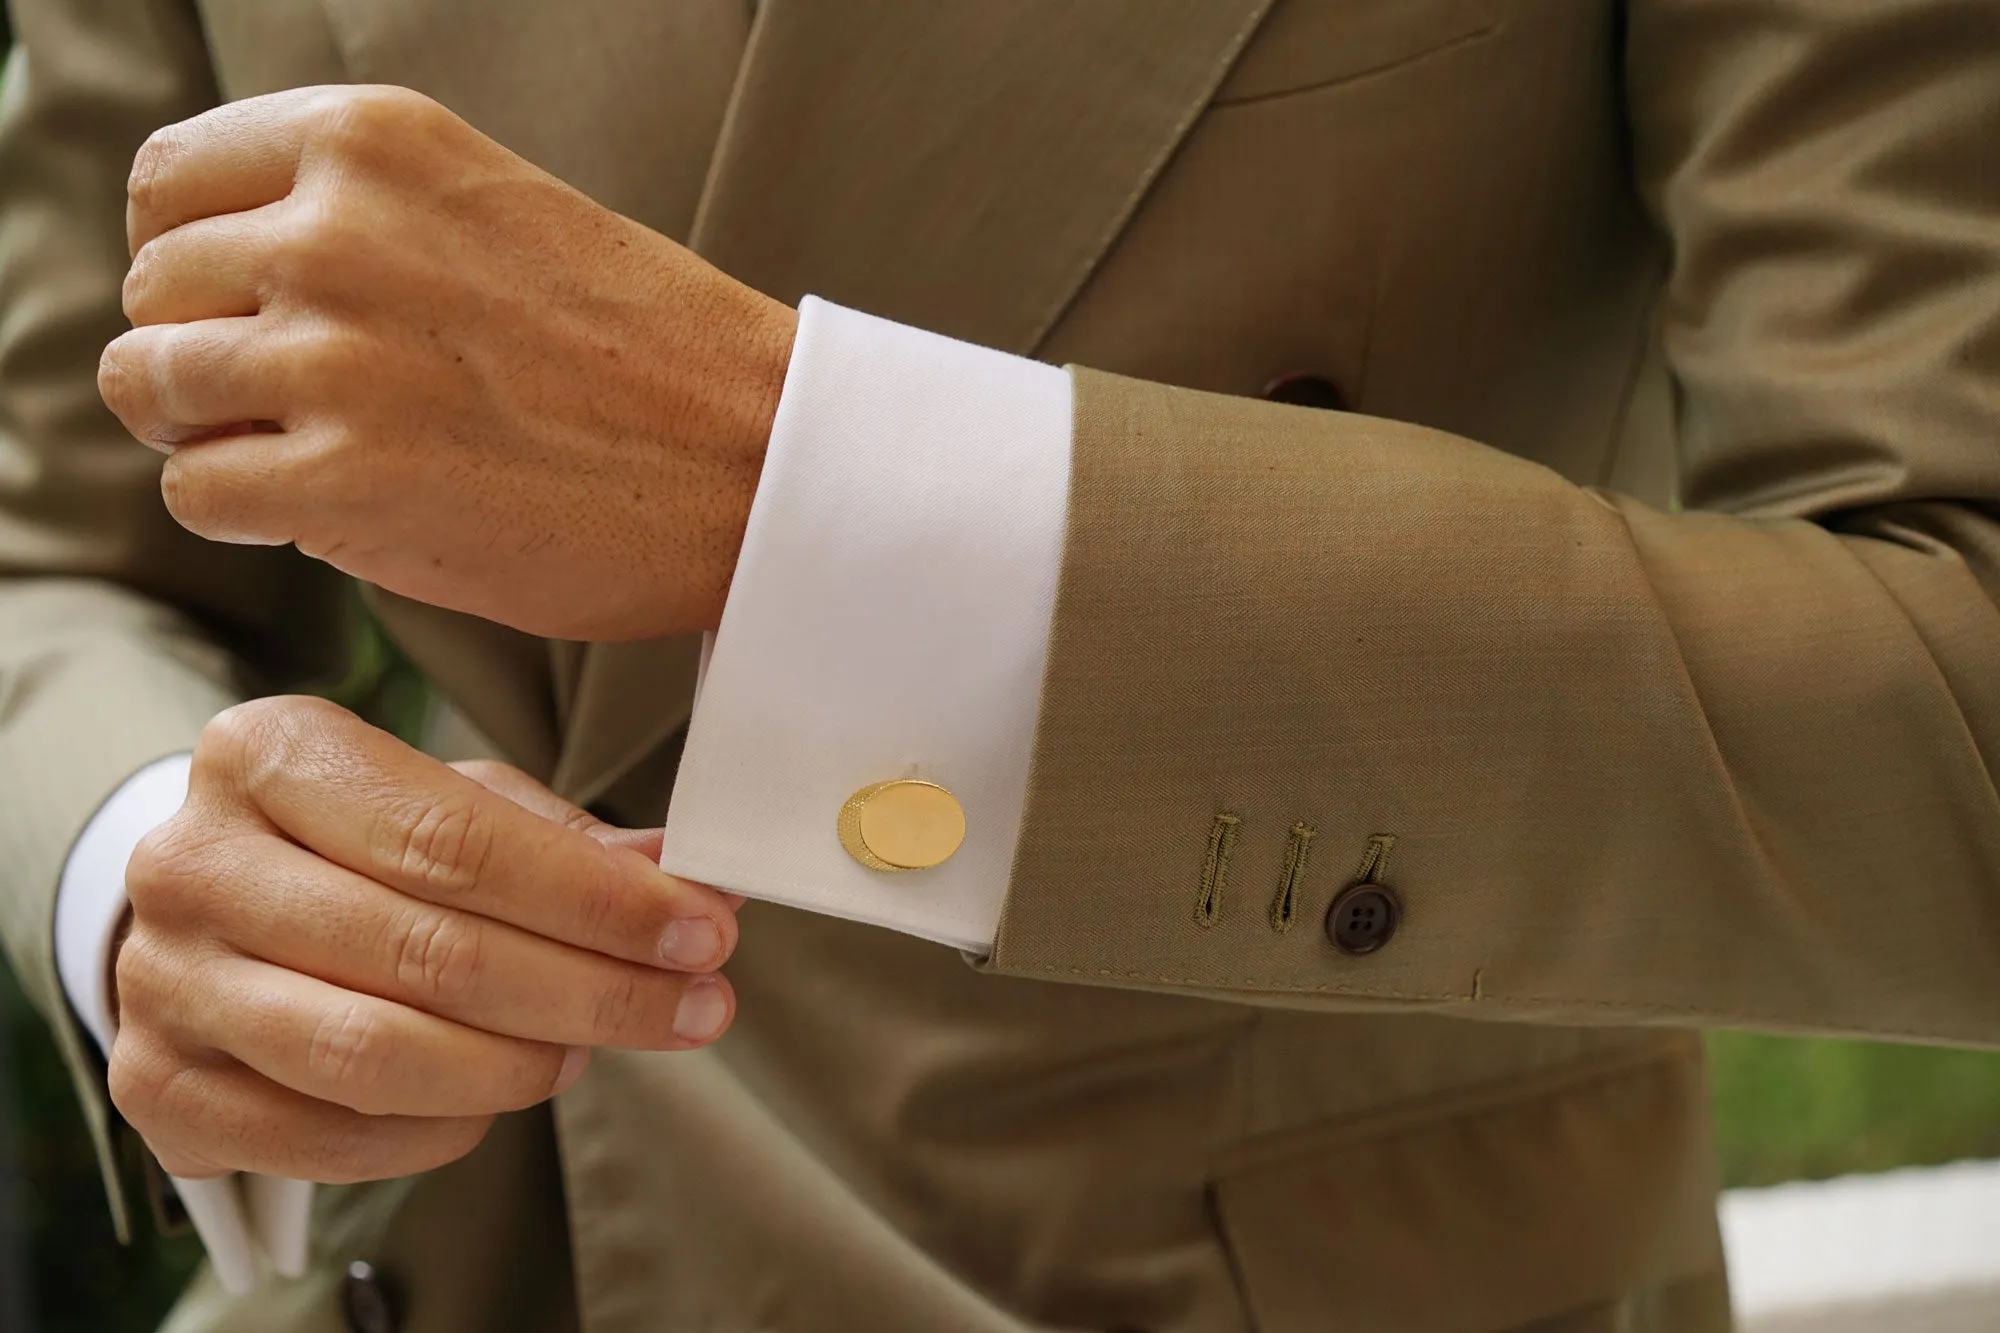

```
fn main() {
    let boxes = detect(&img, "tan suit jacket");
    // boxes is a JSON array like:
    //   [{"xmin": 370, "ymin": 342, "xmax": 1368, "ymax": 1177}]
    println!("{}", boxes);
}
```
[{"xmin": 4, "ymin": 1, "xmax": 1997, "ymax": 1329}]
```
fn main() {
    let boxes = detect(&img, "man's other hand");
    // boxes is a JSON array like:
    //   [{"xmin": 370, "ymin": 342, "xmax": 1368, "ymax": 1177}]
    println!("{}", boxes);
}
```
[
  {"xmin": 107, "ymin": 696, "xmax": 739, "ymax": 1184},
  {"xmin": 99, "ymin": 85, "xmax": 798, "ymax": 641}
]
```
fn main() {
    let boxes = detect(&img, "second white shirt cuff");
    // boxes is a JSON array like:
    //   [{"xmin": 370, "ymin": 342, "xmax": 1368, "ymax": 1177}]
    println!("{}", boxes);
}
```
[
  {"xmin": 54, "ymin": 752, "xmax": 192, "ymax": 1058},
  {"xmin": 660, "ymin": 297, "xmax": 1073, "ymax": 953}
]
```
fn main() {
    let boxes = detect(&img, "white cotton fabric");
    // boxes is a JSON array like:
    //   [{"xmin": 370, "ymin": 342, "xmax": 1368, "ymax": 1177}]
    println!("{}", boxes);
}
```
[
  {"xmin": 55, "ymin": 752, "xmax": 190, "ymax": 1057},
  {"xmin": 661, "ymin": 297, "xmax": 1073, "ymax": 952}
]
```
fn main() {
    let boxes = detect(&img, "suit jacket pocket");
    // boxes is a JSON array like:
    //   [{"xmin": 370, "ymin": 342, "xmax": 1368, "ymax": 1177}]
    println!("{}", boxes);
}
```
[
  {"xmin": 1211, "ymin": 1044, "xmax": 1723, "ymax": 1333},
  {"xmin": 1212, "ymin": 0, "xmax": 1502, "ymax": 106}
]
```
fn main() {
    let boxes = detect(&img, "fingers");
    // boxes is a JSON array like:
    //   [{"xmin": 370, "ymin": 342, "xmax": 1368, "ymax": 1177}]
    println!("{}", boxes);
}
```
[
  {"xmin": 109, "ymin": 1034, "xmax": 492, "ymax": 1184},
  {"xmin": 154, "ymin": 953, "xmax": 580, "ymax": 1118},
  {"xmin": 453, "ymin": 761, "xmax": 743, "ymax": 909},
  {"xmin": 127, "ymin": 90, "xmax": 326, "ymax": 254},
  {"xmin": 154, "ymin": 427, "xmax": 336, "ymax": 546},
  {"xmin": 451, "ymin": 758, "xmax": 605, "ymax": 833},
  {"xmin": 99, "ymin": 318, "xmax": 297, "ymax": 451},
  {"xmin": 195, "ymin": 699, "xmax": 738, "ymax": 971},
  {"xmin": 186, "ymin": 830, "xmax": 734, "ymax": 1048},
  {"xmin": 124, "ymin": 207, "xmax": 281, "ymax": 326},
  {"xmin": 101, "ymin": 316, "xmax": 353, "ymax": 542},
  {"xmin": 127, "ymin": 85, "xmax": 449, "ymax": 255}
]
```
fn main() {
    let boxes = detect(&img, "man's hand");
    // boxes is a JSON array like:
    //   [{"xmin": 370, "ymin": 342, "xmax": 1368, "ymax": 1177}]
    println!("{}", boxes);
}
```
[
  {"xmin": 98, "ymin": 85, "xmax": 798, "ymax": 642},
  {"xmin": 108, "ymin": 696, "xmax": 738, "ymax": 1184}
]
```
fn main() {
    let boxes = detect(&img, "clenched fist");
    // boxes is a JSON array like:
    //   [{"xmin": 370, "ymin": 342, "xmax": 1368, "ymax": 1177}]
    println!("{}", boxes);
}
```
[
  {"xmin": 109, "ymin": 696, "xmax": 738, "ymax": 1184},
  {"xmin": 99, "ymin": 85, "xmax": 797, "ymax": 641}
]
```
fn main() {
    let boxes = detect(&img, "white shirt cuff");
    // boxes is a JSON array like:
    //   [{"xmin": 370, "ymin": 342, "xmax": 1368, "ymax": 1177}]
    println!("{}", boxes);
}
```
[
  {"xmin": 660, "ymin": 297, "xmax": 1073, "ymax": 954},
  {"xmin": 54, "ymin": 752, "xmax": 192, "ymax": 1057}
]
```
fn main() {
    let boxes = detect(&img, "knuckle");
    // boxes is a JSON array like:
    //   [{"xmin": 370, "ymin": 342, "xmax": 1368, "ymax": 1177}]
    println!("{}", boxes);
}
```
[
  {"xmin": 390, "ymin": 907, "xmax": 483, "ymax": 1008},
  {"xmin": 306, "ymin": 1002, "xmax": 391, "ymax": 1102},
  {"xmin": 283, "ymin": 325, "xmax": 362, "ymax": 401},
  {"xmin": 569, "ymin": 874, "xmax": 622, "ymax": 947},
  {"xmin": 106, "ymin": 1030, "xmax": 187, "ymax": 1127},
  {"xmin": 267, "ymin": 200, "xmax": 353, "ymax": 292},
  {"xmin": 587, "ymin": 968, "xmax": 646, "ymax": 1043},
  {"xmin": 123, "ymin": 820, "xmax": 205, "ymax": 917},
  {"xmin": 147, "ymin": 324, "xmax": 231, "ymax": 409},
  {"xmin": 121, "ymin": 248, "xmax": 162, "ymax": 323},
  {"xmin": 96, "ymin": 336, "xmax": 148, "ymax": 420},
  {"xmin": 109, "ymin": 928, "xmax": 165, "ymax": 1022},
  {"xmin": 152, "ymin": 322, "xmax": 206, "ymax": 385},
  {"xmin": 95, "ymin": 339, "xmax": 126, "ymax": 397},
  {"xmin": 555, "ymin": 804, "xmax": 601, "ymax": 837},
  {"xmin": 157, "ymin": 454, "xmax": 216, "ymax": 534},
  {"xmin": 159, "ymin": 450, "xmax": 259, "ymax": 544},
  {"xmin": 385, "ymin": 791, "xmax": 493, "ymax": 897},
  {"xmin": 196, "ymin": 698, "xmax": 284, "ymax": 785},
  {"xmin": 127, "ymin": 127, "xmax": 186, "ymax": 217},
  {"xmin": 314, "ymin": 85, "xmax": 435, "ymax": 160},
  {"xmin": 104, "ymin": 1047, "xmax": 154, "ymax": 1124},
  {"xmin": 195, "ymin": 696, "xmax": 335, "ymax": 800}
]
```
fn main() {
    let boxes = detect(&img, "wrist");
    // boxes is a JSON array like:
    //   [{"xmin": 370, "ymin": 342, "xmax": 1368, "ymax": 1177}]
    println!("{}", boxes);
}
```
[
  {"xmin": 691, "ymin": 290, "xmax": 798, "ymax": 632},
  {"xmin": 740, "ymin": 297, "xmax": 799, "ymax": 459}
]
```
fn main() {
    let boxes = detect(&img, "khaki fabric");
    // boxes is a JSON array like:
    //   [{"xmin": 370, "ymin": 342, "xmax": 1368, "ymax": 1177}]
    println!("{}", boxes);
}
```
[
  {"xmin": 1, "ymin": 0, "xmax": 1993, "ymax": 1329},
  {"xmin": 992, "ymin": 0, "xmax": 2000, "ymax": 1048}
]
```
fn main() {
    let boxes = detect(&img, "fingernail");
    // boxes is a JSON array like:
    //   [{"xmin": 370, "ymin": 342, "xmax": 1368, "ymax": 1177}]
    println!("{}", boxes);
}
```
[
  {"xmin": 554, "ymin": 1046, "xmax": 590, "ymax": 1094},
  {"xmin": 673, "ymin": 978, "xmax": 729, "ymax": 1044},
  {"xmin": 659, "ymin": 917, "xmax": 722, "ymax": 970}
]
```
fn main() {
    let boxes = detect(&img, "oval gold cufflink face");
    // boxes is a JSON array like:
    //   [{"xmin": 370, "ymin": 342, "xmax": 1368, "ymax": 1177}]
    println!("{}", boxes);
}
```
[{"xmin": 838, "ymin": 780, "xmax": 965, "ymax": 871}]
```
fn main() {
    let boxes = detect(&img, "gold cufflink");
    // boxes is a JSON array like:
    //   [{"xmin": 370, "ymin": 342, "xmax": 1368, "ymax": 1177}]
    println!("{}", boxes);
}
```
[{"xmin": 838, "ymin": 779, "xmax": 965, "ymax": 871}]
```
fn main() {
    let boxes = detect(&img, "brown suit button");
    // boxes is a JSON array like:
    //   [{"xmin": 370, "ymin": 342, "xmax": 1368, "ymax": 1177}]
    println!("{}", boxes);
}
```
[
  {"xmin": 1260, "ymin": 371, "xmax": 1346, "ymax": 411},
  {"xmin": 339, "ymin": 1261, "xmax": 400, "ymax": 1333},
  {"xmin": 1326, "ymin": 883, "xmax": 1399, "ymax": 955}
]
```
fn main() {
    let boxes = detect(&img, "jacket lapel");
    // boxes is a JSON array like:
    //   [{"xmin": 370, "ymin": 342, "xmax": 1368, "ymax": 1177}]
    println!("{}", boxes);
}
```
[
  {"xmin": 692, "ymin": 0, "xmax": 1277, "ymax": 352},
  {"xmin": 559, "ymin": 0, "xmax": 1275, "ymax": 809}
]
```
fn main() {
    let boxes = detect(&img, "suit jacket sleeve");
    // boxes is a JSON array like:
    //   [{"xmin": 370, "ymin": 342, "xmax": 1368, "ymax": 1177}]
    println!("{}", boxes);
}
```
[
  {"xmin": 0, "ymin": 0, "xmax": 346, "ymax": 1236},
  {"xmin": 984, "ymin": 0, "xmax": 2000, "ymax": 1047}
]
